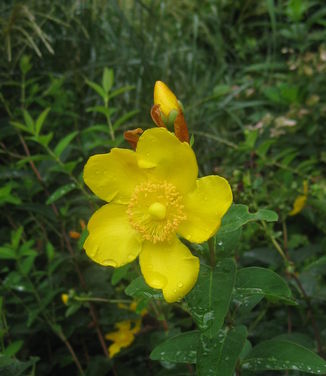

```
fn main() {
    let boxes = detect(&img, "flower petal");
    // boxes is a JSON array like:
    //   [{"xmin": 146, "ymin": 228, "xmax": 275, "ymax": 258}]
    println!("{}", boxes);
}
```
[
  {"xmin": 289, "ymin": 195, "xmax": 307, "ymax": 216},
  {"xmin": 178, "ymin": 175, "xmax": 233, "ymax": 243},
  {"xmin": 139, "ymin": 238, "xmax": 199, "ymax": 303},
  {"xmin": 84, "ymin": 148, "xmax": 146, "ymax": 203},
  {"xmin": 136, "ymin": 128, "xmax": 198, "ymax": 194},
  {"xmin": 84, "ymin": 204, "xmax": 142, "ymax": 267}
]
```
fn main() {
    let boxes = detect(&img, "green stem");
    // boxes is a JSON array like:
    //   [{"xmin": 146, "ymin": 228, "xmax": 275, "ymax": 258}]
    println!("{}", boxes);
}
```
[
  {"xmin": 104, "ymin": 98, "xmax": 115, "ymax": 141},
  {"xmin": 74, "ymin": 297, "xmax": 131, "ymax": 304},
  {"xmin": 261, "ymin": 221, "xmax": 288, "ymax": 262},
  {"xmin": 208, "ymin": 237, "xmax": 216, "ymax": 267}
]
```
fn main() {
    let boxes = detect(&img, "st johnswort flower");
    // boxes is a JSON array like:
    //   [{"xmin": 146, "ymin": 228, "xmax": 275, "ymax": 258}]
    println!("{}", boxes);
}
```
[
  {"xmin": 83, "ymin": 127, "xmax": 232, "ymax": 302},
  {"xmin": 105, "ymin": 319, "xmax": 141, "ymax": 358}
]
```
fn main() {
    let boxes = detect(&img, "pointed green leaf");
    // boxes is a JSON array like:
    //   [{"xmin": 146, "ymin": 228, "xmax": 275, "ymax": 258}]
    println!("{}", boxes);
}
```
[
  {"xmin": 86, "ymin": 106, "xmax": 116, "ymax": 118},
  {"xmin": 242, "ymin": 339, "xmax": 326, "ymax": 374},
  {"xmin": 109, "ymin": 85, "xmax": 135, "ymax": 99},
  {"xmin": 29, "ymin": 133, "xmax": 53, "ymax": 147},
  {"xmin": 54, "ymin": 131, "xmax": 78, "ymax": 157},
  {"xmin": 23, "ymin": 110, "xmax": 34, "ymax": 131},
  {"xmin": 46, "ymin": 183, "xmax": 76, "ymax": 204},
  {"xmin": 112, "ymin": 110, "xmax": 139, "ymax": 130},
  {"xmin": 4, "ymin": 340, "xmax": 23, "ymax": 356},
  {"xmin": 86, "ymin": 79, "xmax": 108, "ymax": 101},
  {"xmin": 150, "ymin": 331, "xmax": 200, "ymax": 364},
  {"xmin": 10, "ymin": 121, "xmax": 33, "ymax": 134},
  {"xmin": 185, "ymin": 259, "xmax": 236, "ymax": 337},
  {"xmin": 197, "ymin": 326, "xmax": 247, "ymax": 376},
  {"xmin": 35, "ymin": 107, "xmax": 51, "ymax": 135},
  {"xmin": 0, "ymin": 247, "xmax": 17, "ymax": 260},
  {"xmin": 102, "ymin": 67, "xmax": 114, "ymax": 93},
  {"xmin": 219, "ymin": 204, "xmax": 278, "ymax": 233},
  {"xmin": 111, "ymin": 264, "xmax": 131, "ymax": 286}
]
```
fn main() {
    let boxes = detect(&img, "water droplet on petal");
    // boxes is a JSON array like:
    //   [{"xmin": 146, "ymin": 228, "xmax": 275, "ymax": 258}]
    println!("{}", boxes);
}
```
[
  {"xmin": 87, "ymin": 245, "xmax": 99, "ymax": 258},
  {"xmin": 101, "ymin": 259, "xmax": 117, "ymax": 267},
  {"xmin": 177, "ymin": 282, "xmax": 183, "ymax": 288},
  {"xmin": 148, "ymin": 272, "xmax": 167, "ymax": 288},
  {"xmin": 127, "ymin": 254, "xmax": 135, "ymax": 261}
]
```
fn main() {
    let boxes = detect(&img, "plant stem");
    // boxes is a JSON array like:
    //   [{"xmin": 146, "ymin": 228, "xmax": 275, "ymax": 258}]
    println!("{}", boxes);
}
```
[{"xmin": 208, "ymin": 237, "xmax": 216, "ymax": 267}]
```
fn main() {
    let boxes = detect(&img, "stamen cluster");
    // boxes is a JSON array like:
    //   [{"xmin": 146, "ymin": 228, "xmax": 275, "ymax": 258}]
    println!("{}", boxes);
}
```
[{"xmin": 127, "ymin": 181, "xmax": 186, "ymax": 243}]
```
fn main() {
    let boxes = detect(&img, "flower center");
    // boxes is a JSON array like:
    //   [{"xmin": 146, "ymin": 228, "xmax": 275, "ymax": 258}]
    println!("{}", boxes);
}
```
[
  {"xmin": 148, "ymin": 202, "xmax": 166, "ymax": 220},
  {"xmin": 127, "ymin": 181, "xmax": 186, "ymax": 243}
]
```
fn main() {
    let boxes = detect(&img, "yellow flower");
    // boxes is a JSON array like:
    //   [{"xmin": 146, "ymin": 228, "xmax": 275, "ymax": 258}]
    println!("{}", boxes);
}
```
[
  {"xmin": 289, "ymin": 181, "xmax": 308, "ymax": 216},
  {"xmin": 105, "ymin": 319, "xmax": 141, "ymax": 358},
  {"xmin": 83, "ymin": 127, "xmax": 232, "ymax": 302},
  {"xmin": 61, "ymin": 293, "xmax": 69, "ymax": 305},
  {"xmin": 154, "ymin": 81, "xmax": 180, "ymax": 117}
]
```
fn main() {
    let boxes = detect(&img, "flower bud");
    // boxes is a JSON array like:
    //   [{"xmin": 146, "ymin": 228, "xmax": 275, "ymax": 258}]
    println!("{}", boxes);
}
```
[
  {"xmin": 154, "ymin": 81, "xmax": 180, "ymax": 117},
  {"xmin": 61, "ymin": 293, "xmax": 69, "ymax": 305}
]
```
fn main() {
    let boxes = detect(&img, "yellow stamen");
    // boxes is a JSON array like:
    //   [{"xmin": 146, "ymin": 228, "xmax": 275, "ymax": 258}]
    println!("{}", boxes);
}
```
[{"xmin": 127, "ymin": 181, "xmax": 186, "ymax": 243}]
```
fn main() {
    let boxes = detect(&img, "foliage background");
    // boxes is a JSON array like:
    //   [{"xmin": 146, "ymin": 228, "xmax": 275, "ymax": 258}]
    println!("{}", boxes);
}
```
[{"xmin": 0, "ymin": 0, "xmax": 326, "ymax": 375}]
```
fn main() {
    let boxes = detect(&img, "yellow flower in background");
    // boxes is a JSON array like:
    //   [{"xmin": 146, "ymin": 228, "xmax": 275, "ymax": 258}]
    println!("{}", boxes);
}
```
[
  {"xmin": 289, "ymin": 181, "xmax": 308, "ymax": 216},
  {"xmin": 61, "ymin": 294, "xmax": 69, "ymax": 305},
  {"xmin": 154, "ymin": 81, "xmax": 181, "ymax": 117},
  {"xmin": 83, "ymin": 127, "xmax": 232, "ymax": 302},
  {"xmin": 105, "ymin": 319, "xmax": 141, "ymax": 358}
]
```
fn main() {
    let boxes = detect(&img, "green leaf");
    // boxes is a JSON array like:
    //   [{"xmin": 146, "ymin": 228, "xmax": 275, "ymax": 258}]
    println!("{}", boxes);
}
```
[
  {"xmin": 112, "ymin": 109, "xmax": 139, "ymax": 130},
  {"xmin": 20, "ymin": 255, "xmax": 37, "ymax": 274},
  {"xmin": 29, "ymin": 133, "xmax": 53, "ymax": 147},
  {"xmin": 86, "ymin": 106, "xmax": 116, "ymax": 118},
  {"xmin": 197, "ymin": 326, "xmax": 247, "ymax": 376},
  {"xmin": 0, "ymin": 247, "xmax": 17, "ymax": 260},
  {"xmin": 46, "ymin": 242, "xmax": 55, "ymax": 262},
  {"xmin": 53, "ymin": 131, "xmax": 79, "ymax": 157},
  {"xmin": 150, "ymin": 331, "xmax": 200, "ymax": 364},
  {"xmin": 185, "ymin": 259, "xmax": 236, "ymax": 337},
  {"xmin": 111, "ymin": 264, "xmax": 130, "ymax": 286},
  {"xmin": 215, "ymin": 228, "xmax": 242, "ymax": 256},
  {"xmin": 17, "ymin": 154, "xmax": 50, "ymax": 167},
  {"xmin": 0, "ymin": 355, "xmax": 38, "ymax": 376},
  {"xmin": 86, "ymin": 79, "xmax": 108, "ymax": 101},
  {"xmin": 4, "ymin": 340, "xmax": 23, "ymax": 356},
  {"xmin": 35, "ymin": 107, "xmax": 51, "ymax": 135},
  {"xmin": 125, "ymin": 276, "xmax": 163, "ymax": 300},
  {"xmin": 81, "ymin": 124, "xmax": 110, "ymax": 135},
  {"xmin": 219, "ymin": 204, "xmax": 278, "ymax": 233},
  {"xmin": 10, "ymin": 121, "xmax": 33, "ymax": 134},
  {"xmin": 11, "ymin": 227, "xmax": 23, "ymax": 249},
  {"xmin": 46, "ymin": 183, "xmax": 76, "ymax": 204},
  {"xmin": 19, "ymin": 55, "xmax": 32, "ymax": 75},
  {"xmin": 102, "ymin": 67, "xmax": 114, "ymax": 93},
  {"xmin": 109, "ymin": 85, "xmax": 135, "ymax": 99},
  {"xmin": 235, "ymin": 267, "xmax": 295, "ymax": 305},
  {"xmin": 242, "ymin": 339, "xmax": 326, "ymax": 374},
  {"xmin": 23, "ymin": 110, "xmax": 34, "ymax": 131},
  {"xmin": 0, "ymin": 247, "xmax": 16, "ymax": 260}
]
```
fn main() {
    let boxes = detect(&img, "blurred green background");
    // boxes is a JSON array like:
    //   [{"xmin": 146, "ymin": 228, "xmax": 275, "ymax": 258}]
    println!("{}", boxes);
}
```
[{"xmin": 1, "ymin": 0, "xmax": 326, "ymax": 375}]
